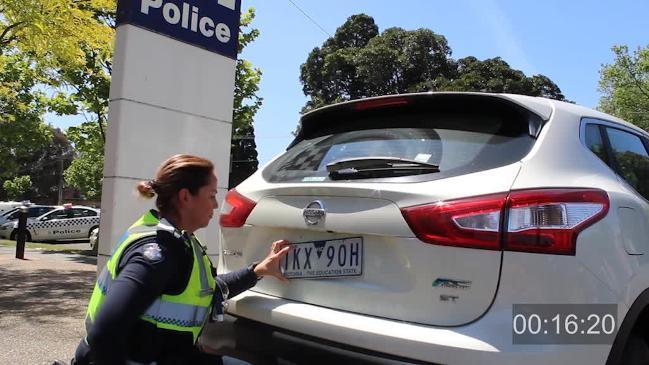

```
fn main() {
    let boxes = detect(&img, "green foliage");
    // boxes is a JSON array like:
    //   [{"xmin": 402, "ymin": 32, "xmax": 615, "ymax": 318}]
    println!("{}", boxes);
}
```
[
  {"xmin": 442, "ymin": 57, "xmax": 566, "ymax": 100},
  {"xmin": 230, "ymin": 125, "xmax": 259, "ymax": 188},
  {"xmin": 230, "ymin": 8, "xmax": 262, "ymax": 188},
  {"xmin": 57, "ymin": 44, "xmax": 112, "ymax": 142},
  {"xmin": 300, "ymin": 14, "xmax": 566, "ymax": 113},
  {"xmin": 3, "ymin": 175, "xmax": 31, "ymax": 200},
  {"xmin": 0, "ymin": 2, "xmax": 261, "ymax": 195},
  {"xmin": 0, "ymin": 1, "xmax": 113, "ymax": 201},
  {"xmin": 355, "ymin": 27, "xmax": 454, "ymax": 96},
  {"xmin": 0, "ymin": 54, "xmax": 52, "ymax": 180},
  {"xmin": 18, "ymin": 127, "xmax": 73, "ymax": 203},
  {"xmin": 54, "ymin": 6, "xmax": 113, "ymax": 197},
  {"xmin": 0, "ymin": 0, "xmax": 116, "ymax": 68},
  {"xmin": 233, "ymin": 8, "xmax": 262, "ymax": 132},
  {"xmin": 300, "ymin": 14, "xmax": 379, "ymax": 110},
  {"xmin": 1, "ymin": 127, "xmax": 74, "ymax": 202},
  {"xmin": 615, "ymin": 151, "xmax": 649, "ymax": 199},
  {"xmin": 64, "ymin": 121, "xmax": 104, "ymax": 200},
  {"xmin": 64, "ymin": 157, "xmax": 103, "ymax": 200},
  {"xmin": 233, "ymin": 57, "xmax": 262, "ymax": 131},
  {"xmin": 599, "ymin": 45, "xmax": 649, "ymax": 132}
]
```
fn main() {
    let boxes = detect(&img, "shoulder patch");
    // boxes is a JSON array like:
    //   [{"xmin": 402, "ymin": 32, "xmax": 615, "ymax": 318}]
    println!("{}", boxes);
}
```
[{"xmin": 142, "ymin": 242, "xmax": 163, "ymax": 261}]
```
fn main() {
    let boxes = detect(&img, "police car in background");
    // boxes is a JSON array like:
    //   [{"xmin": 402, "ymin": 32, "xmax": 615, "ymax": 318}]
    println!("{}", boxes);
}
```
[
  {"xmin": 0, "ymin": 205, "xmax": 56, "ymax": 226},
  {"xmin": 0, "ymin": 201, "xmax": 24, "ymax": 215},
  {"xmin": 0, "ymin": 204, "xmax": 100, "ymax": 242}
]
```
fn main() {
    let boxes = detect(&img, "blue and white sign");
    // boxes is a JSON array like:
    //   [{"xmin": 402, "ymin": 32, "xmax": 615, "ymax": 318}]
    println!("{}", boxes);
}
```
[{"xmin": 117, "ymin": 0, "xmax": 241, "ymax": 59}]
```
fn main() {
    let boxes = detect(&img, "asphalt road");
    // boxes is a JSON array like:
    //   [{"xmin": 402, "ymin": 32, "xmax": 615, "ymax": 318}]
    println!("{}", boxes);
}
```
[{"xmin": 0, "ymin": 247, "xmax": 96, "ymax": 365}]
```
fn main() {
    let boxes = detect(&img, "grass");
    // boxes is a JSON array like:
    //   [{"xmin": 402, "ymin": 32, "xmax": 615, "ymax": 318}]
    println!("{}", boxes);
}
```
[{"xmin": 0, "ymin": 239, "xmax": 95, "ymax": 256}]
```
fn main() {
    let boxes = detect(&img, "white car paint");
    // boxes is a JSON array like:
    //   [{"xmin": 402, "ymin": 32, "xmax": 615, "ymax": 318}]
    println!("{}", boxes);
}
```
[
  {"xmin": 214, "ymin": 92, "xmax": 649, "ymax": 364},
  {"xmin": 0, "ymin": 205, "xmax": 100, "ymax": 242}
]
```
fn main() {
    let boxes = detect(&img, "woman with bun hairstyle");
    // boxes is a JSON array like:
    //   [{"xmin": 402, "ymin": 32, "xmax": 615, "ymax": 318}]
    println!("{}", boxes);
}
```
[{"xmin": 69, "ymin": 154, "xmax": 290, "ymax": 365}]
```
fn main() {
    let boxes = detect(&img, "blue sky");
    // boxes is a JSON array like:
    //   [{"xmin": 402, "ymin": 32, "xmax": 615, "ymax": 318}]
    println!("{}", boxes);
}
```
[{"xmin": 48, "ymin": 0, "xmax": 649, "ymax": 165}]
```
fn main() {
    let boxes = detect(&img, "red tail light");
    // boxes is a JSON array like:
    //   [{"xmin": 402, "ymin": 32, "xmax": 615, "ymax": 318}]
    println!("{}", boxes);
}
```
[
  {"xmin": 219, "ymin": 189, "xmax": 257, "ymax": 228},
  {"xmin": 401, "ymin": 193, "xmax": 507, "ymax": 250},
  {"xmin": 400, "ymin": 189, "xmax": 609, "ymax": 255}
]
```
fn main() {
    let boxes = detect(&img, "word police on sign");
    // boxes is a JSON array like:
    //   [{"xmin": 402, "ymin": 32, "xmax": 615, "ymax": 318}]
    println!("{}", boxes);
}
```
[{"xmin": 117, "ymin": 0, "xmax": 241, "ymax": 59}]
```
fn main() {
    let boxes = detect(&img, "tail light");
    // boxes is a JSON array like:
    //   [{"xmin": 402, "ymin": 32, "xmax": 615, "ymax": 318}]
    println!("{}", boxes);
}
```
[
  {"xmin": 504, "ymin": 189, "xmax": 609, "ymax": 255},
  {"xmin": 219, "ymin": 189, "xmax": 257, "ymax": 228},
  {"xmin": 401, "ymin": 189, "xmax": 609, "ymax": 255},
  {"xmin": 400, "ymin": 193, "xmax": 507, "ymax": 250}
]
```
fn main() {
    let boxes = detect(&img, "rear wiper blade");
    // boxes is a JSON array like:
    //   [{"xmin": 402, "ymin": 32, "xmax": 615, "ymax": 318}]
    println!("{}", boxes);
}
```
[{"xmin": 326, "ymin": 157, "xmax": 439, "ymax": 179}]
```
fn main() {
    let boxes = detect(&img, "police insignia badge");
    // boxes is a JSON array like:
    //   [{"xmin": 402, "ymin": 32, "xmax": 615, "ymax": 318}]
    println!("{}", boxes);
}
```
[{"xmin": 143, "ymin": 243, "xmax": 163, "ymax": 261}]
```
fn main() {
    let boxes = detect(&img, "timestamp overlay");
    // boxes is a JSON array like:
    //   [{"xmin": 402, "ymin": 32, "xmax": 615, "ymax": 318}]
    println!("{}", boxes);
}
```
[{"xmin": 512, "ymin": 304, "xmax": 617, "ymax": 345}]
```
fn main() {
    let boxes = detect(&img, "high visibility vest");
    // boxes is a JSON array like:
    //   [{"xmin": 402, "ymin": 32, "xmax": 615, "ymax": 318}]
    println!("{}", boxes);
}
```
[{"xmin": 86, "ymin": 211, "xmax": 216, "ymax": 343}]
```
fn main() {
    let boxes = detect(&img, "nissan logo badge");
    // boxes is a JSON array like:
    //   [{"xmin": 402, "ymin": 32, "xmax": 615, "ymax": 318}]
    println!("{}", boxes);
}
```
[{"xmin": 303, "ymin": 200, "xmax": 326, "ymax": 225}]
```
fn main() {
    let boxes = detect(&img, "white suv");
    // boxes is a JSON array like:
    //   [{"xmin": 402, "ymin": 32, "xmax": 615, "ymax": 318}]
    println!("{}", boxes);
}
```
[{"xmin": 210, "ymin": 93, "xmax": 649, "ymax": 365}]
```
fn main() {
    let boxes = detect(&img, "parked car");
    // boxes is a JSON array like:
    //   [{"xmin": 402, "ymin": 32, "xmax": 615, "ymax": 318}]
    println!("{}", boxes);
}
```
[
  {"xmin": 0, "ymin": 205, "xmax": 56, "ymax": 226},
  {"xmin": 0, "ymin": 204, "xmax": 100, "ymax": 242},
  {"xmin": 213, "ymin": 93, "xmax": 649, "ymax": 365},
  {"xmin": 0, "ymin": 201, "xmax": 24, "ymax": 215},
  {"xmin": 89, "ymin": 225, "xmax": 99, "ymax": 252}
]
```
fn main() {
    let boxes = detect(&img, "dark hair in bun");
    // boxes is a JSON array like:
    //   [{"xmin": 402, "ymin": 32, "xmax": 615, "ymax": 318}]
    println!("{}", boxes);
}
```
[{"xmin": 137, "ymin": 154, "xmax": 214, "ymax": 215}]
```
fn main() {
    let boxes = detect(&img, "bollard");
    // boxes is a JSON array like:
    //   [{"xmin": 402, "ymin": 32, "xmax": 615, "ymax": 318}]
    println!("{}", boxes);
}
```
[{"xmin": 15, "ymin": 205, "xmax": 28, "ymax": 259}]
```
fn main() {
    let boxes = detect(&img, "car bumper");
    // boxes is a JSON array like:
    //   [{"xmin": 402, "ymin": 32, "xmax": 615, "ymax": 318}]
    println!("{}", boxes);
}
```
[
  {"xmin": 201, "ymin": 314, "xmax": 433, "ymax": 365},
  {"xmin": 200, "ymin": 290, "xmax": 612, "ymax": 365}
]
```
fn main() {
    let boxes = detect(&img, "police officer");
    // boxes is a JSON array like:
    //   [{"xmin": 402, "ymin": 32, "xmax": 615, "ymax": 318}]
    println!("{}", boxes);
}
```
[{"xmin": 68, "ymin": 154, "xmax": 290, "ymax": 365}]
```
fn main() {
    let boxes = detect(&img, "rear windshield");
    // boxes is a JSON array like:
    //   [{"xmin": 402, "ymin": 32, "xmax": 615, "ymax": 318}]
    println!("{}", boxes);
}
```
[{"xmin": 264, "ymin": 110, "xmax": 537, "ymax": 183}]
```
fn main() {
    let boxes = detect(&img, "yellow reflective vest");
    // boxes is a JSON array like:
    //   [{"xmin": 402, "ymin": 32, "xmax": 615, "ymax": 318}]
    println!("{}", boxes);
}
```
[{"xmin": 86, "ymin": 211, "xmax": 216, "ymax": 343}]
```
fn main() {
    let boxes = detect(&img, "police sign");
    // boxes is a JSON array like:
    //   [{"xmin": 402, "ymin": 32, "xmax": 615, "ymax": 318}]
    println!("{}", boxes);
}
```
[{"xmin": 117, "ymin": 0, "xmax": 241, "ymax": 59}]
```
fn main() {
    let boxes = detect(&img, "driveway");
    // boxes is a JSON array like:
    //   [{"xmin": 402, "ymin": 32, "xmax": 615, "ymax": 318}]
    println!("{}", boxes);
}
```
[{"xmin": 0, "ymin": 247, "xmax": 96, "ymax": 365}]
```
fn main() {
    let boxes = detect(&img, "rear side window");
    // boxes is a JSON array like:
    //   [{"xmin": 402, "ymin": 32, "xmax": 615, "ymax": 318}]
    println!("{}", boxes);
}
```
[
  {"xmin": 32, "ymin": 207, "xmax": 54, "ymax": 217},
  {"xmin": 28, "ymin": 208, "xmax": 44, "ymax": 218},
  {"xmin": 45, "ymin": 209, "xmax": 73, "ymax": 220},
  {"xmin": 584, "ymin": 124, "xmax": 608, "ymax": 163},
  {"xmin": 73, "ymin": 208, "xmax": 97, "ymax": 217},
  {"xmin": 265, "ymin": 112, "xmax": 537, "ymax": 183},
  {"xmin": 606, "ymin": 127, "xmax": 649, "ymax": 200}
]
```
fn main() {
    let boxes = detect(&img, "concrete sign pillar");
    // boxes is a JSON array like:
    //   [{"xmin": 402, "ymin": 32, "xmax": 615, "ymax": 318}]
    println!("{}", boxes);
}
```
[{"xmin": 98, "ymin": 0, "xmax": 242, "ymax": 269}]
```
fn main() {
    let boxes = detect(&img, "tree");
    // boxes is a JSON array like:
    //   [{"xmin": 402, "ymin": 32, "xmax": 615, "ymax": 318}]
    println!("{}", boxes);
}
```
[
  {"xmin": 54, "ymin": 4, "xmax": 114, "ymax": 198},
  {"xmin": 17, "ymin": 127, "xmax": 74, "ymax": 203},
  {"xmin": 57, "ymin": 42, "xmax": 112, "ymax": 143},
  {"xmin": 0, "ymin": 0, "xmax": 115, "ymax": 68},
  {"xmin": 615, "ymin": 151, "xmax": 649, "ymax": 198},
  {"xmin": 445, "ymin": 57, "xmax": 565, "ymax": 99},
  {"xmin": 0, "ymin": 52, "xmax": 80, "ymax": 201},
  {"xmin": 3, "ymin": 175, "xmax": 31, "ymax": 200},
  {"xmin": 529, "ymin": 74, "xmax": 566, "ymax": 101},
  {"xmin": 299, "ymin": 14, "xmax": 566, "ymax": 114},
  {"xmin": 64, "ymin": 121, "xmax": 104, "ymax": 200},
  {"xmin": 599, "ymin": 45, "xmax": 649, "ymax": 132},
  {"xmin": 0, "ymin": 0, "xmax": 115, "ymax": 201},
  {"xmin": 230, "ymin": 125, "xmax": 259, "ymax": 188},
  {"xmin": 0, "ymin": 54, "xmax": 53, "ymax": 181},
  {"xmin": 229, "ymin": 8, "xmax": 263, "ymax": 188},
  {"xmin": 3, "ymin": 127, "xmax": 74, "ymax": 203},
  {"xmin": 300, "ymin": 14, "xmax": 379, "ymax": 111}
]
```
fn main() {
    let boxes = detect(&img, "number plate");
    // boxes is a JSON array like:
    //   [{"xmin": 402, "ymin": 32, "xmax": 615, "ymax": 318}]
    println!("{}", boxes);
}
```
[{"xmin": 281, "ymin": 237, "xmax": 363, "ymax": 279}]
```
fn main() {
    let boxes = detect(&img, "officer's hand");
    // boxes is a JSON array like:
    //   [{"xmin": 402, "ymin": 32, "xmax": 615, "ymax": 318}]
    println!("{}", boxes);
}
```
[{"xmin": 254, "ymin": 239, "xmax": 291, "ymax": 282}]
